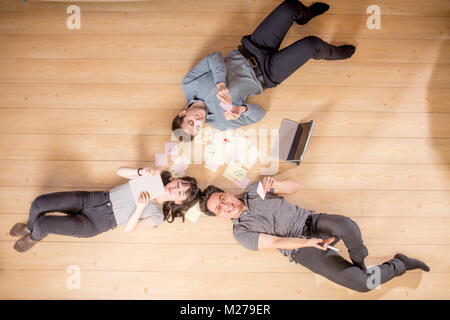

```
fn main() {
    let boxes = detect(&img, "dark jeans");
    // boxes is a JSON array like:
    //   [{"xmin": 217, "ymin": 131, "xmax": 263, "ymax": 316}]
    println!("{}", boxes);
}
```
[
  {"xmin": 27, "ymin": 191, "xmax": 117, "ymax": 241},
  {"xmin": 292, "ymin": 213, "xmax": 407, "ymax": 292},
  {"xmin": 241, "ymin": 0, "xmax": 346, "ymax": 88}
]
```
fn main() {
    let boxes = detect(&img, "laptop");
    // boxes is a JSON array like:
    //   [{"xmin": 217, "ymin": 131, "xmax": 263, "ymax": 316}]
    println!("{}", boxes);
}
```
[{"xmin": 271, "ymin": 119, "xmax": 314, "ymax": 166}]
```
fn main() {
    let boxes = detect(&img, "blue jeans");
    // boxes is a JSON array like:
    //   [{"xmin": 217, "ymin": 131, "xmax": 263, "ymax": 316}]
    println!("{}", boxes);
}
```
[{"xmin": 27, "ymin": 191, "xmax": 117, "ymax": 241}]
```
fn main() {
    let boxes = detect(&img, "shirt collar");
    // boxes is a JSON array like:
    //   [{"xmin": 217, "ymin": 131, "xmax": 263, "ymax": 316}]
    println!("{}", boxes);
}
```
[
  {"xmin": 231, "ymin": 195, "xmax": 250, "ymax": 224},
  {"xmin": 188, "ymin": 99, "xmax": 214, "ymax": 118}
]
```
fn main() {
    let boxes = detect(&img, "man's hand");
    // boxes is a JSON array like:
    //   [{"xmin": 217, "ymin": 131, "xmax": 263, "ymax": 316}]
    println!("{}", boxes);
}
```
[
  {"xmin": 224, "ymin": 105, "xmax": 247, "ymax": 121},
  {"xmin": 261, "ymin": 176, "xmax": 275, "ymax": 193},
  {"xmin": 307, "ymin": 237, "xmax": 336, "ymax": 251},
  {"xmin": 216, "ymin": 82, "xmax": 232, "ymax": 105}
]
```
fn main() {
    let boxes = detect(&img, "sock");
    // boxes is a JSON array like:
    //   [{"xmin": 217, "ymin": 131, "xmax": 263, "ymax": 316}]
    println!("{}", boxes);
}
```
[
  {"xmin": 296, "ymin": 2, "xmax": 330, "ymax": 25},
  {"xmin": 395, "ymin": 253, "xmax": 430, "ymax": 272},
  {"xmin": 336, "ymin": 45, "xmax": 356, "ymax": 59},
  {"xmin": 309, "ymin": 2, "xmax": 330, "ymax": 17}
]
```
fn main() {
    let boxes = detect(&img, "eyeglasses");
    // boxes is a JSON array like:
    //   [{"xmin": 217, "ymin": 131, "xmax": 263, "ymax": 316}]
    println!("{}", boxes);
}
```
[{"xmin": 214, "ymin": 193, "xmax": 227, "ymax": 215}]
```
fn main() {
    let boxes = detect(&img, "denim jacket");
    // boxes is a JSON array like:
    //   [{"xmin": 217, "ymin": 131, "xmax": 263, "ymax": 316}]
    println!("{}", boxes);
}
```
[{"xmin": 182, "ymin": 50, "xmax": 265, "ymax": 131}]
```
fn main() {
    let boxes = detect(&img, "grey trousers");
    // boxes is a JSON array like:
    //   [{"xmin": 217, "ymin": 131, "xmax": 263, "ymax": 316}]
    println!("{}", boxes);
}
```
[
  {"xmin": 292, "ymin": 213, "xmax": 406, "ymax": 292},
  {"xmin": 27, "ymin": 191, "xmax": 117, "ymax": 241}
]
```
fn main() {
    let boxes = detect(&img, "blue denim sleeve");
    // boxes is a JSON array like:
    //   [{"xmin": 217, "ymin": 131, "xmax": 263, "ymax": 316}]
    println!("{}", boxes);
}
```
[
  {"xmin": 205, "ymin": 52, "xmax": 227, "ymax": 84},
  {"xmin": 234, "ymin": 103, "xmax": 266, "ymax": 126},
  {"xmin": 182, "ymin": 52, "xmax": 226, "ymax": 86}
]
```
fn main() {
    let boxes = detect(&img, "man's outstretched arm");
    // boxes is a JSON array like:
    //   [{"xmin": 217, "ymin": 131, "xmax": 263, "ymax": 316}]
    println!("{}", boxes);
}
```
[
  {"xmin": 258, "ymin": 233, "xmax": 335, "ymax": 251},
  {"xmin": 261, "ymin": 176, "xmax": 301, "ymax": 195}
]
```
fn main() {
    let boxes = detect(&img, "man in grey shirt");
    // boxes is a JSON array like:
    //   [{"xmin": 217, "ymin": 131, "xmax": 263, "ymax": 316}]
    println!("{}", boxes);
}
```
[
  {"xmin": 172, "ymin": 1, "xmax": 357, "ymax": 140},
  {"xmin": 199, "ymin": 177, "xmax": 430, "ymax": 293}
]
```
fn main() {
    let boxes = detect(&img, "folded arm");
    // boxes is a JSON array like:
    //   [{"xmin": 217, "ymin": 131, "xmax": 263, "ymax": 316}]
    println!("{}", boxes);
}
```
[{"xmin": 182, "ymin": 52, "xmax": 227, "ymax": 85}]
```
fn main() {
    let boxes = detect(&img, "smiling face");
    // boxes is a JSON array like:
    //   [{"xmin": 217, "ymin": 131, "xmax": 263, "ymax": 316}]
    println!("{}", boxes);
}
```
[
  {"xmin": 164, "ymin": 178, "xmax": 192, "ymax": 204},
  {"xmin": 179, "ymin": 104, "xmax": 206, "ymax": 137},
  {"xmin": 206, "ymin": 191, "xmax": 244, "ymax": 219}
]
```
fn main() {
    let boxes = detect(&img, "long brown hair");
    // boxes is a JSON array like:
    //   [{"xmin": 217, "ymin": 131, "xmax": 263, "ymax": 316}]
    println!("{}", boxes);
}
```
[{"xmin": 160, "ymin": 171, "xmax": 200, "ymax": 223}]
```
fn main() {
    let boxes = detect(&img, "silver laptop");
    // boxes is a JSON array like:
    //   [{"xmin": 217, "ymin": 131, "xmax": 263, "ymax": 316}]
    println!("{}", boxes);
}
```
[{"xmin": 271, "ymin": 119, "xmax": 314, "ymax": 166}]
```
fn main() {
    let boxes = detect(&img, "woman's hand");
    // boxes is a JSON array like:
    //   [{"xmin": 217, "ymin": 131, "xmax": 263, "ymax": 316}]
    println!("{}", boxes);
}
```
[
  {"xmin": 261, "ymin": 176, "xmax": 276, "ymax": 193},
  {"xmin": 137, "ymin": 191, "xmax": 151, "ymax": 208},
  {"xmin": 216, "ymin": 82, "xmax": 232, "ymax": 105},
  {"xmin": 307, "ymin": 237, "xmax": 336, "ymax": 251},
  {"xmin": 140, "ymin": 167, "xmax": 160, "ymax": 176}
]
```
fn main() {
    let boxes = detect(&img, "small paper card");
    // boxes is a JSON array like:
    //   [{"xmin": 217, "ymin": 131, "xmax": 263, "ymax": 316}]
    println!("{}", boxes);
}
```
[
  {"xmin": 174, "ymin": 154, "xmax": 191, "ymax": 165},
  {"xmin": 154, "ymin": 153, "xmax": 168, "ymax": 167},
  {"xmin": 256, "ymin": 181, "xmax": 266, "ymax": 200},
  {"xmin": 165, "ymin": 141, "xmax": 178, "ymax": 155},
  {"xmin": 185, "ymin": 202, "xmax": 203, "ymax": 223},
  {"xmin": 204, "ymin": 144, "xmax": 224, "ymax": 165},
  {"xmin": 241, "ymin": 145, "xmax": 259, "ymax": 169},
  {"xmin": 129, "ymin": 175, "xmax": 165, "ymax": 205},
  {"xmin": 205, "ymin": 160, "xmax": 219, "ymax": 172},
  {"xmin": 199, "ymin": 126, "xmax": 214, "ymax": 144},
  {"xmin": 223, "ymin": 162, "xmax": 247, "ymax": 182},
  {"xmin": 229, "ymin": 135, "xmax": 249, "ymax": 163},
  {"xmin": 170, "ymin": 162, "xmax": 188, "ymax": 177},
  {"xmin": 233, "ymin": 176, "xmax": 250, "ymax": 189}
]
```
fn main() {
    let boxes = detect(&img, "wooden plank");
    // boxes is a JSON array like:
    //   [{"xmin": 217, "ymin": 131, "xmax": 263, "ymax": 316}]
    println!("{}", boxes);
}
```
[
  {"xmin": 1, "ymin": 109, "xmax": 450, "ymax": 138},
  {"xmin": 1, "ymin": 213, "xmax": 448, "ymax": 245},
  {"xmin": 2, "ymin": 187, "xmax": 449, "ymax": 219},
  {"xmin": 0, "ymin": 160, "xmax": 448, "ymax": 191},
  {"xmin": 1, "ymin": 134, "xmax": 448, "ymax": 164},
  {"xmin": 1, "ymin": 213, "xmax": 237, "ymax": 244},
  {"xmin": 446, "ymin": 218, "xmax": 450, "ymax": 244},
  {"xmin": 1, "ymin": 0, "xmax": 448, "ymax": 17},
  {"xmin": 1, "ymin": 59, "xmax": 448, "ymax": 88},
  {"xmin": 0, "ymin": 187, "xmax": 104, "ymax": 214},
  {"xmin": 0, "ymin": 134, "xmax": 171, "ymax": 161},
  {"xmin": 1, "ymin": 35, "xmax": 448, "ymax": 64},
  {"xmin": 362, "ymin": 191, "xmax": 450, "ymax": 217},
  {"xmin": 0, "ymin": 12, "xmax": 447, "ymax": 40},
  {"xmin": 353, "ymin": 217, "xmax": 448, "ymax": 245},
  {"xmin": 0, "ymin": 187, "xmax": 363, "ymax": 217},
  {"xmin": 1, "ymin": 83, "xmax": 448, "ymax": 113},
  {"xmin": 0, "ymin": 270, "xmax": 447, "ymax": 299},
  {"xmin": 271, "ymin": 163, "xmax": 450, "ymax": 191},
  {"xmin": 0, "ymin": 242, "xmax": 447, "ymax": 273}
]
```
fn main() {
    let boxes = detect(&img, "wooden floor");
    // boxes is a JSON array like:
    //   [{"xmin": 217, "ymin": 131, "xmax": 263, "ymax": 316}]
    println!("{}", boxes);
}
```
[{"xmin": 0, "ymin": 0, "xmax": 449, "ymax": 299}]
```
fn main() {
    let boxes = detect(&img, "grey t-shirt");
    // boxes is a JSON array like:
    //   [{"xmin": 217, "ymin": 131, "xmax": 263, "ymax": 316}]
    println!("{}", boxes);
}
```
[
  {"xmin": 232, "ymin": 182, "xmax": 314, "ymax": 261},
  {"xmin": 109, "ymin": 183, "xmax": 164, "ymax": 227}
]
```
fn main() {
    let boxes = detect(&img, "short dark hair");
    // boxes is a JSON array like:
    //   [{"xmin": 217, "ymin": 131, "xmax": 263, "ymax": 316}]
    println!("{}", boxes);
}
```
[
  {"xmin": 199, "ymin": 185, "xmax": 224, "ymax": 216},
  {"xmin": 171, "ymin": 114, "xmax": 185, "ymax": 132},
  {"xmin": 171, "ymin": 114, "xmax": 192, "ymax": 142}
]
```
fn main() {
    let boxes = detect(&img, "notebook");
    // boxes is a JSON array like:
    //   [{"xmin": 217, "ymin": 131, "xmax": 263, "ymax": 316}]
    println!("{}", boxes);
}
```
[
  {"xmin": 271, "ymin": 119, "xmax": 314, "ymax": 165},
  {"xmin": 128, "ymin": 174, "xmax": 165, "ymax": 205}
]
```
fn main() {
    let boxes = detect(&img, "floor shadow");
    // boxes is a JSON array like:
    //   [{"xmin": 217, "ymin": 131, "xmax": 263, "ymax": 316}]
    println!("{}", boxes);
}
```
[{"xmin": 426, "ymin": 41, "xmax": 450, "ymax": 186}]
